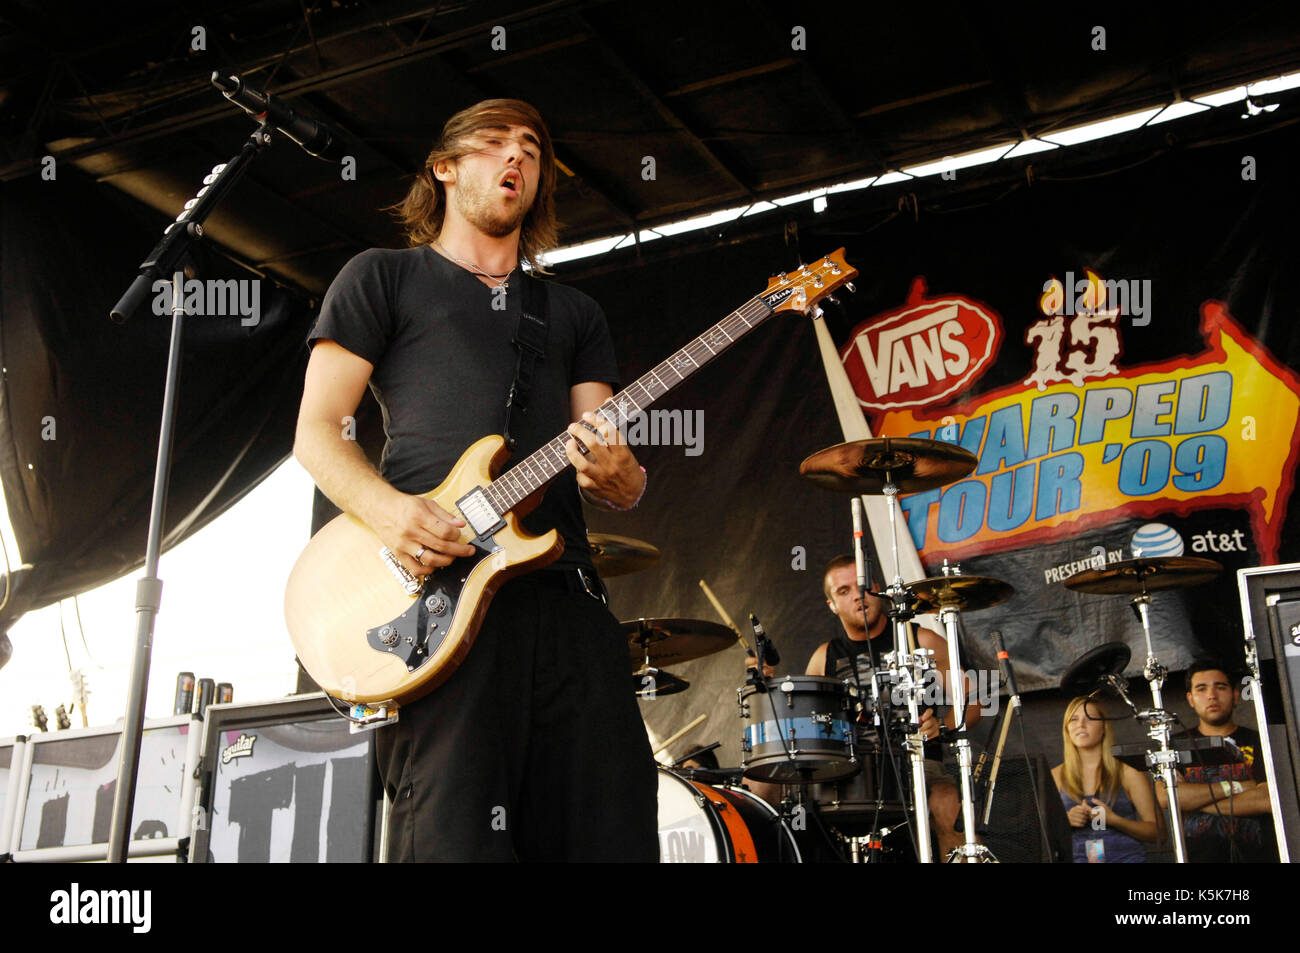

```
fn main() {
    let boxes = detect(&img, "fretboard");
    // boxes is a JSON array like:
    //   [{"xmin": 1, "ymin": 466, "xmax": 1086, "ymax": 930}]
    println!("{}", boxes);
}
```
[{"xmin": 482, "ymin": 294, "xmax": 775, "ymax": 514}]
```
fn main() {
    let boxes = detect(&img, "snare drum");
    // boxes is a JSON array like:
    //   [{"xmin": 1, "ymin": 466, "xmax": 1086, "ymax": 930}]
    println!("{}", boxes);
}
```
[
  {"xmin": 656, "ymin": 768, "xmax": 801, "ymax": 863},
  {"xmin": 738, "ymin": 675, "xmax": 857, "ymax": 783}
]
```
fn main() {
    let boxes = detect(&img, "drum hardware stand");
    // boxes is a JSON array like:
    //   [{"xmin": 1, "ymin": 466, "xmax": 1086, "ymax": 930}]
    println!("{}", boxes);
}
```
[
  {"xmin": 872, "ymin": 472, "xmax": 934, "ymax": 862},
  {"xmin": 931, "ymin": 564, "xmax": 996, "ymax": 863},
  {"xmin": 1125, "ymin": 589, "xmax": 1189, "ymax": 864}
]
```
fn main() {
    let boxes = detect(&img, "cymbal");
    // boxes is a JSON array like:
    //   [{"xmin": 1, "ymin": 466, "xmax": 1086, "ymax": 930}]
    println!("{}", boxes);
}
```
[
  {"xmin": 633, "ymin": 667, "xmax": 690, "ymax": 698},
  {"xmin": 623, "ymin": 617, "xmax": 738, "ymax": 668},
  {"xmin": 906, "ymin": 574, "xmax": 1015, "ymax": 612},
  {"xmin": 799, "ymin": 437, "xmax": 978, "ymax": 494},
  {"xmin": 1063, "ymin": 557, "xmax": 1223, "ymax": 595},
  {"xmin": 1061, "ymin": 641, "xmax": 1132, "ymax": 697},
  {"xmin": 588, "ymin": 533, "xmax": 660, "ymax": 577}
]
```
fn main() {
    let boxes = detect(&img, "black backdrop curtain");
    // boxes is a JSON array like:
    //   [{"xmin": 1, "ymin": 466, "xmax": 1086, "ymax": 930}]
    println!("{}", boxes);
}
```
[{"xmin": 0, "ymin": 170, "xmax": 316, "ymax": 631}]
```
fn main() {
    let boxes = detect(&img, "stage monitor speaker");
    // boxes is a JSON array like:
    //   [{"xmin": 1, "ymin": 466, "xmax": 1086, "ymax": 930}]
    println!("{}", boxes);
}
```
[
  {"xmin": 189, "ymin": 693, "xmax": 379, "ymax": 863},
  {"xmin": 1237, "ymin": 563, "xmax": 1300, "ymax": 860},
  {"xmin": 980, "ymin": 754, "xmax": 1072, "ymax": 863}
]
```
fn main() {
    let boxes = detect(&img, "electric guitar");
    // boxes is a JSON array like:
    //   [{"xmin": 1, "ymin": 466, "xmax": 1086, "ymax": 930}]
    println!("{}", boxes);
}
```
[{"xmin": 284, "ymin": 250, "xmax": 857, "ymax": 710}]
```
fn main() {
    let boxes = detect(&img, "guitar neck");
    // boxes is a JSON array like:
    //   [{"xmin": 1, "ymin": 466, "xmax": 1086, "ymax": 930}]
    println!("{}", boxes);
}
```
[{"xmin": 483, "ymin": 293, "xmax": 776, "ymax": 514}]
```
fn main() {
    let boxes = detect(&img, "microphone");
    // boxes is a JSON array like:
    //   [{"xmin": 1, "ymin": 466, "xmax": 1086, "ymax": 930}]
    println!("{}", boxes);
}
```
[
  {"xmin": 991, "ymin": 630, "xmax": 1021, "ymax": 708},
  {"xmin": 750, "ymin": 613, "xmax": 781, "ymax": 666},
  {"xmin": 211, "ymin": 72, "xmax": 342, "ymax": 160},
  {"xmin": 851, "ymin": 497, "xmax": 868, "ymax": 590}
]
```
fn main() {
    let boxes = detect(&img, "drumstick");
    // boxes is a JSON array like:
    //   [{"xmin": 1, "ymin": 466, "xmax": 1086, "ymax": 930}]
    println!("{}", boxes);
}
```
[
  {"xmin": 697, "ymin": 579, "xmax": 752, "ymax": 653},
  {"xmin": 652, "ymin": 713, "xmax": 708, "ymax": 757}
]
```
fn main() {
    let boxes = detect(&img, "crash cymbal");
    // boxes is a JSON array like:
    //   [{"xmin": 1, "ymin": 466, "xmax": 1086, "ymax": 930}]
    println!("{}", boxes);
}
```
[
  {"xmin": 799, "ymin": 437, "xmax": 978, "ymax": 494},
  {"xmin": 623, "ymin": 617, "xmax": 738, "ymax": 668},
  {"xmin": 1063, "ymin": 557, "xmax": 1223, "ymax": 595},
  {"xmin": 588, "ymin": 533, "xmax": 661, "ymax": 577},
  {"xmin": 633, "ymin": 667, "xmax": 690, "ymax": 698},
  {"xmin": 1061, "ymin": 641, "xmax": 1132, "ymax": 697},
  {"xmin": 906, "ymin": 574, "xmax": 1015, "ymax": 612}
]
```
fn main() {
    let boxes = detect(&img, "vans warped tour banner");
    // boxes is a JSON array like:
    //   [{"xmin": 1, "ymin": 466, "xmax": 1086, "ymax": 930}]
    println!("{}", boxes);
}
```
[
  {"xmin": 826, "ymin": 134, "xmax": 1300, "ymax": 694},
  {"xmin": 578, "ymin": 121, "xmax": 1300, "ymax": 747}
]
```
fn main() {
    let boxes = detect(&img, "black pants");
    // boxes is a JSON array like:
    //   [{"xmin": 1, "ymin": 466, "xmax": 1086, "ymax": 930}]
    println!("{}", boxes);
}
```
[{"xmin": 375, "ymin": 573, "xmax": 658, "ymax": 861}]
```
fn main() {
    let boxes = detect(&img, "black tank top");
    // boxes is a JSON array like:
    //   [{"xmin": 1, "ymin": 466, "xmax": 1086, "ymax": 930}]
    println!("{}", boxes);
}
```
[{"xmin": 824, "ymin": 632, "xmax": 942, "ymax": 761}]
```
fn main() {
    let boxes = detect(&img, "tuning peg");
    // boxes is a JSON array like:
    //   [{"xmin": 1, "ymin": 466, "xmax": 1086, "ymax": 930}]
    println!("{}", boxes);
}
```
[
  {"xmin": 826, "ymin": 295, "xmax": 840, "ymax": 306},
  {"xmin": 845, "ymin": 282, "xmax": 856, "ymax": 293}
]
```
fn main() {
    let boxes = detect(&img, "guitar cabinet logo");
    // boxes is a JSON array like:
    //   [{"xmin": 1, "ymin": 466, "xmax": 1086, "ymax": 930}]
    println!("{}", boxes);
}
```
[
  {"xmin": 841, "ymin": 278, "xmax": 1001, "ymax": 411},
  {"xmin": 220, "ymin": 732, "xmax": 257, "ymax": 765}
]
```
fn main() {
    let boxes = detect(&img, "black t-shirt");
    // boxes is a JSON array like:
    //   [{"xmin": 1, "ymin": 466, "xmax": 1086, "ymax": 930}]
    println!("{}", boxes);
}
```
[
  {"xmin": 1176, "ymin": 724, "xmax": 1278, "ymax": 862},
  {"xmin": 309, "ymin": 246, "xmax": 621, "ymax": 569}
]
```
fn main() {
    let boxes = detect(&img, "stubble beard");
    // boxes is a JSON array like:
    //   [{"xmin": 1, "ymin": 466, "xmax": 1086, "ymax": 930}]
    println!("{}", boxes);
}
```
[{"xmin": 453, "ymin": 175, "xmax": 530, "ymax": 239}]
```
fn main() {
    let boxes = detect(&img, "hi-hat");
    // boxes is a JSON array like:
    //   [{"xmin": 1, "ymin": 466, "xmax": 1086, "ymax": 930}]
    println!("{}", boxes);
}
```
[
  {"xmin": 906, "ymin": 574, "xmax": 1015, "ymax": 612},
  {"xmin": 623, "ymin": 617, "xmax": 737, "ymax": 668},
  {"xmin": 1061, "ymin": 641, "xmax": 1132, "ymax": 697},
  {"xmin": 799, "ymin": 436, "xmax": 978, "ymax": 494},
  {"xmin": 1064, "ymin": 556, "xmax": 1223, "ymax": 595},
  {"xmin": 588, "ymin": 533, "xmax": 660, "ymax": 577}
]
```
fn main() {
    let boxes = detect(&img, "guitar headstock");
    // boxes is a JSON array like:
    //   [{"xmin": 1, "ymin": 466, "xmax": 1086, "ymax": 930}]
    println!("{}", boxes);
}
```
[{"xmin": 760, "ymin": 248, "xmax": 857, "ymax": 315}]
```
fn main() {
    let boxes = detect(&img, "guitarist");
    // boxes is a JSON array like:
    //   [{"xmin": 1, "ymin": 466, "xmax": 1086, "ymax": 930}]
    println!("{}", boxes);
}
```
[{"xmin": 293, "ymin": 99, "xmax": 656, "ymax": 861}]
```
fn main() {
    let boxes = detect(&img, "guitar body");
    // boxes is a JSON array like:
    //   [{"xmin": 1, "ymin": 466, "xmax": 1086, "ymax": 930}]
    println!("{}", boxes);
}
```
[{"xmin": 284, "ymin": 435, "xmax": 562, "ymax": 706}]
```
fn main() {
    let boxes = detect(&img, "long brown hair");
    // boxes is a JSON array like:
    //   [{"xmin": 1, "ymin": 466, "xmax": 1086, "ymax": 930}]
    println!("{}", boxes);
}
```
[
  {"xmin": 391, "ymin": 99, "xmax": 559, "ymax": 270},
  {"xmin": 1060, "ymin": 695, "xmax": 1121, "ymax": 804}
]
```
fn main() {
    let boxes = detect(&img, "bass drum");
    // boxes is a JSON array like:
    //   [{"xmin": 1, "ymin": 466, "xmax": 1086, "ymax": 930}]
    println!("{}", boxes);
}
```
[{"xmin": 656, "ymin": 768, "xmax": 801, "ymax": 863}]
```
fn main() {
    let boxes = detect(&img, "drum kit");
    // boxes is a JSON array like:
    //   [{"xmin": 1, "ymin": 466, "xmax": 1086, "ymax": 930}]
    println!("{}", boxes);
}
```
[{"xmin": 595, "ymin": 433, "xmax": 1224, "ymax": 864}]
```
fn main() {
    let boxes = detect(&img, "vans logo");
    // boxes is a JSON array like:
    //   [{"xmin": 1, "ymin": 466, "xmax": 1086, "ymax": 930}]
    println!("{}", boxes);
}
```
[{"xmin": 842, "ymin": 278, "xmax": 1000, "ymax": 411}]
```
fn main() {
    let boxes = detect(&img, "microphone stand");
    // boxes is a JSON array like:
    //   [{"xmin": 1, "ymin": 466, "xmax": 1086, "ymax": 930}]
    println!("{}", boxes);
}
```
[{"xmin": 105, "ymin": 122, "xmax": 277, "ymax": 863}]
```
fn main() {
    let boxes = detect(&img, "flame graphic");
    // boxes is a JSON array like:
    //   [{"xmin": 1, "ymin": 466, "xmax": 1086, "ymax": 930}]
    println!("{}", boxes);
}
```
[{"xmin": 1040, "ymin": 268, "xmax": 1109, "ymax": 315}]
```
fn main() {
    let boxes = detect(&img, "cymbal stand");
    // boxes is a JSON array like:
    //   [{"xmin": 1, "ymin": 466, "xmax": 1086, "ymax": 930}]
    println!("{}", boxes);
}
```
[
  {"xmin": 1127, "ymin": 589, "xmax": 1188, "ymax": 864},
  {"xmin": 933, "ymin": 565, "xmax": 996, "ymax": 862},
  {"xmin": 877, "ymin": 472, "xmax": 934, "ymax": 863}
]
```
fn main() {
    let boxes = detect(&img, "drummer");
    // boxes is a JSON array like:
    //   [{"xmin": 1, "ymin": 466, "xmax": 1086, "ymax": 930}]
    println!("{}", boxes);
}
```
[{"xmin": 810, "ymin": 554, "xmax": 981, "ymax": 860}]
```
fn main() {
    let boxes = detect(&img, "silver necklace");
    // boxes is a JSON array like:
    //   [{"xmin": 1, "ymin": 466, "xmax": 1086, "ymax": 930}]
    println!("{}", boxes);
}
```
[{"xmin": 433, "ymin": 240, "xmax": 517, "ymax": 292}]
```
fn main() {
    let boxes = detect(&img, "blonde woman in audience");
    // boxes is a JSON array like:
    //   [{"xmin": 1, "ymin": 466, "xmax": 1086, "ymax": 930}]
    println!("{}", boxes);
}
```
[{"xmin": 1051, "ymin": 696, "xmax": 1159, "ymax": 862}]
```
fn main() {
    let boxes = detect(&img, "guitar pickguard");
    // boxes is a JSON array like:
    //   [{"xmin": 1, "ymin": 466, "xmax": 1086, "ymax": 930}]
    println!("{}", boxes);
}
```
[{"xmin": 364, "ymin": 534, "xmax": 500, "ymax": 671}]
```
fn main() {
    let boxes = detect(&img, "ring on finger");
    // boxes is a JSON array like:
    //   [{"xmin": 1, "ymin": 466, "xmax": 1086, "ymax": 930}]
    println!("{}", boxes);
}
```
[{"xmin": 414, "ymin": 546, "xmax": 427, "ymax": 562}]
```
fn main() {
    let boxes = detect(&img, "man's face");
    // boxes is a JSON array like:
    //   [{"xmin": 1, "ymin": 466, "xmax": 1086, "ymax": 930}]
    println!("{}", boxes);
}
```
[
  {"xmin": 825, "ymin": 565, "xmax": 883, "ymax": 632},
  {"xmin": 1186, "ymin": 669, "xmax": 1238, "ymax": 728},
  {"xmin": 441, "ymin": 124, "xmax": 541, "ymax": 237}
]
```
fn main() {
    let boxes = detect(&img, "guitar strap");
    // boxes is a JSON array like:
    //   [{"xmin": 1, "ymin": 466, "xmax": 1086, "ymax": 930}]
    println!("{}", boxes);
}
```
[{"xmin": 503, "ymin": 273, "xmax": 550, "ymax": 452}]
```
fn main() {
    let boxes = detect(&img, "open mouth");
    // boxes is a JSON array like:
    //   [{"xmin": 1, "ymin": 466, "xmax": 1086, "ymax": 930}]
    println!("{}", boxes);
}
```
[{"xmin": 499, "ymin": 171, "xmax": 521, "ymax": 195}]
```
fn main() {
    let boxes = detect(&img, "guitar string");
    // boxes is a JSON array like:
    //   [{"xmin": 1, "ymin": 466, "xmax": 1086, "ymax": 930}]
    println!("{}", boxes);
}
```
[
  {"xmin": 483, "ymin": 258, "xmax": 843, "ymax": 514},
  {"xmin": 486, "ymin": 294, "xmax": 772, "ymax": 513}
]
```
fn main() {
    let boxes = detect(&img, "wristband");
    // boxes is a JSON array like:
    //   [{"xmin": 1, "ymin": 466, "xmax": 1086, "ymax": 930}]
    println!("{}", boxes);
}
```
[
  {"xmin": 1219, "ymin": 780, "xmax": 1231, "ymax": 798},
  {"xmin": 599, "ymin": 466, "xmax": 647, "ymax": 511}
]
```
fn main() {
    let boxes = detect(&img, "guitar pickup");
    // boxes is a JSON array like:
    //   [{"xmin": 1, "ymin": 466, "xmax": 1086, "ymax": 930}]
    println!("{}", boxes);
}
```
[{"xmin": 456, "ymin": 487, "xmax": 505, "ymax": 539}]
